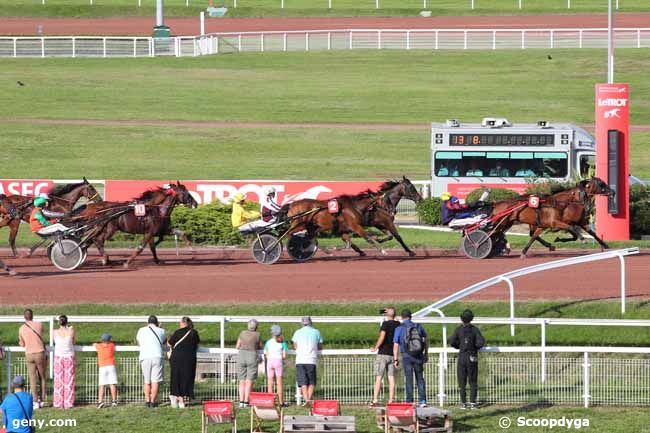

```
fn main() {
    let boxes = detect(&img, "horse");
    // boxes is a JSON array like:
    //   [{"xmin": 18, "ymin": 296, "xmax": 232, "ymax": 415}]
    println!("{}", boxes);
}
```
[
  {"xmin": 489, "ymin": 178, "xmax": 614, "ymax": 257},
  {"xmin": 279, "ymin": 177, "xmax": 421, "ymax": 257},
  {"xmin": 0, "ymin": 178, "xmax": 102, "ymax": 257},
  {"xmin": 90, "ymin": 182, "xmax": 197, "ymax": 268},
  {"xmin": 352, "ymin": 177, "xmax": 423, "ymax": 256}
]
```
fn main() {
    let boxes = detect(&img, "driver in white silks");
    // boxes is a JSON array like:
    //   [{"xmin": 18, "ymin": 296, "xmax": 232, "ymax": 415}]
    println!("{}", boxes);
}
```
[
  {"xmin": 260, "ymin": 187, "xmax": 282, "ymax": 224},
  {"xmin": 29, "ymin": 194, "xmax": 70, "ymax": 236}
]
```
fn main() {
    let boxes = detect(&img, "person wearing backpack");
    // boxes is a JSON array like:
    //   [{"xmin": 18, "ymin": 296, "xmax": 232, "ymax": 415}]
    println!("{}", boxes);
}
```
[
  {"xmin": 0, "ymin": 376, "xmax": 33, "ymax": 433},
  {"xmin": 392, "ymin": 309, "xmax": 428, "ymax": 406},
  {"xmin": 450, "ymin": 309, "xmax": 485, "ymax": 409}
]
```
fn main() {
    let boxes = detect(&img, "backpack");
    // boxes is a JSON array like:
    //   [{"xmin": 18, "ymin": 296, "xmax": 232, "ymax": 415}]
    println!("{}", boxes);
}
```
[
  {"xmin": 404, "ymin": 324, "xmax": 425, "ymax": 357},
  {"xmin": 459, "ymin": 326, "xmax": 484, "ymax": 355}
]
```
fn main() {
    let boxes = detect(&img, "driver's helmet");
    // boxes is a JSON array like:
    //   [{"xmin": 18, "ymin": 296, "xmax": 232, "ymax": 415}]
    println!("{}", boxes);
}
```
[
  {"xmin": 265, "ymin": 186, "xmax": 276, "ymax": 196},
  {"xmin": 33, "ymin": 196, "xmax": 48, "ymax": 207},
  {"xmin": 440, "ymin": 192, "xmax": 452, "ymax": 201}
]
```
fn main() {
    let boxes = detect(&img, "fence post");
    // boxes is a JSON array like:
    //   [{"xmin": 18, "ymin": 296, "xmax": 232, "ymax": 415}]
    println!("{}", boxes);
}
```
[
  {"xmin": 13, "ymin": 37, "xmax": 17, "ymax": 57},
  {"xmin": 579, "ymin": 29, "xmax": 583, "ymax": 48},
  {"xmin": 376, "ymin": 0, "xmax": 379, "ymax": 8},
  {"xmin": 260, "ymin": 33, "xmax": 264, "ymax": 52},
  {"xmin": 615, "ymin": 0, "xmax": 618, "ymax": 9},
  {"xmin": 435, "ymin": 30, "xmax": 438, "ymax": 50},
  {"xmin": 638, "ymin": 29, "xmax": 641, "ymax": 48},
  {"xmin": 219, "ymin": 317, "xmax": 225, "ymax": 383},
  {"xmin": 237, "ymin": 34, "xmax": 242, "ymax": 52},
  {"xmin": 423, "ymin": 0, "xmax": 426, "ymax": 8},
  {"xmin": 463, "ymin": 30, "xmax": 467, "ymax": 49},
  {"xmin": 567, "ymin": 0, "xmax": 570, "ymax": 8},
  {"xmin": 438, "ymin": 353, "xmax": 445, "ymax": 406},
  {"xmin": 327, "ymin": 32, "xmax": 331, "ymax": 50},
  {"xmin": 550, "ymin": 30, "xmax": 554, "ymax": 49},
  {"xmin": 283, "ymin": 33, "xmax": 287, "ymax": 51},
  {"xmin": 234, "ymin": 0, "xmax": 237, "ymax": 7},
  {"xmin": 6, "ymin": 350, "xmax": 11, "ymax": 394},
  {"xmin": 540, "ymin": 320, "xmax": 546, "ymax": 383},
  {"xmin": 349, "ymin": 31, "xmax": 353, "ymax": 50},
  {"xmin": 406, "ymin": 31, "xmax": 410, "ymax": 50},
  {"xmin": 471, "ymin": 0, "xmax": 474, "ymax": 9},
  {"xmin": 186, "ymin": 0, "xmax": 189, "ymax": 6},
  {"xmin": 215, "ymin": 35, "xmax": 219, "ymax": 54},
  {"xmin": 328, "ymin": 0, "xmax": 331, "ymax": 8},
  {"xmin": 521, "ymin": 30, "xmax": 525, "ymax": 49},
  {"xmin": 133, "ymin": 38, "xmax": 137, "ymax": 57},
  {"xmin": 377, "ymin": 30, "xmax": 381, "ymax": 49},
  {"xmin": 518, "ymin": 0, "xmax": 521, "ymax": 8},
  {"xmin": 48, "ymin": 316, "xmax": 54, "ymax": 378},
  {"xmin": 619, "ymin": 254, "xmax": 626, "ymax": 314},
  {"xmin": 103, "ymin": 37, "xmax": 107, "ymax": 58},
  {"xmin": 41, "ymin": 37, "xmax": 45, "ymax": 58},
  {"xmin": 582, "ymin": 352, "xmax": 590, "ymax": 408},
  {"xmin": 72, "ymin": 37, "xmax": 76, "ymax": 58},
  {"xmin": 492, "ymin": 30, "xmax": 496, "ymax": 49}
]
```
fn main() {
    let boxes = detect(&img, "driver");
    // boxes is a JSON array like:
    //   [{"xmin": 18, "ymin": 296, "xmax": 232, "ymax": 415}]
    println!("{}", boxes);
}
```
[
  {"xmin": 231, "ymin": 192, "xmax": 261, "ymax": 229},
  {"xmin": 440, "ymin": 192, "xmax": 475, "ymax": 225},
  {"xmin": 260, "ymin": 187, "xmax": 282, "ymax": 223},
  {"xmin": 30, "ymin": 194, "xmax": 69, "ymax": 235}
]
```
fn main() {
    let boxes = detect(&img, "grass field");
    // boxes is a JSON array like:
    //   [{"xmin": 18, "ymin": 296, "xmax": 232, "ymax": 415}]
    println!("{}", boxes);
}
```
[
  {"xmin": 1, "ymin": 50, "xmax": 649, "ymax": 179},
  {"xmin": 1, "ymin": 0, "xmax": 649, "ymax": 17}
]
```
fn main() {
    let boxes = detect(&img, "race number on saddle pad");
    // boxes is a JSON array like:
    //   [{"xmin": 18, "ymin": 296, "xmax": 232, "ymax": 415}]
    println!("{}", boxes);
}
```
[
  {"xmin": 134, "ymin": 204, "xmax": 146, "ymax": 216},
  {"xmin": 528, "ymin": 196, "xmax": 540, "ymax": 209},
  {"xmin": 327, "ymin": 199, "xmax": 340, "ymax": 214}
]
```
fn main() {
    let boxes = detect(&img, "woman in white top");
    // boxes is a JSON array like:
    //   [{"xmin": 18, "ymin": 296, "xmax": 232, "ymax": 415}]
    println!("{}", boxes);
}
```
[{"xmin": 53, "ymin": 315, "xmax": 76, "ymax": 408}]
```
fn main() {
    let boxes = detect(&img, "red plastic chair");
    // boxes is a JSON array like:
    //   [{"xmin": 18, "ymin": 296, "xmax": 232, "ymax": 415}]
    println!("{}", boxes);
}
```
[
  {"xmin": 310, "ymin": 400, "xmax": 340, "ymax": 416},
  {"xmin": 202, "ymin": 400, "xmax": 236, "ymax": 433},
  {"xmin": 249, "ymin": 392, "xmax": 284, "ymax": 433}
]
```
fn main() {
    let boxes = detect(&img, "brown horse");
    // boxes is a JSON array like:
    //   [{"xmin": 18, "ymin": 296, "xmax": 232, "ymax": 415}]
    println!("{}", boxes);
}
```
[
  {"xmin": 90, "ymin": 183, "xmax": 197, "ymax": 268},
  {"xmin": 0, "ymin": 178, "xmax": 102, "ymax": 257},
  {"xmin": 490, "ymin": 178, "xmax": 614, "ymax": 257},
  {"xmin": 280, "ymin": 178, "xmax": 420, "ymax": 257}
]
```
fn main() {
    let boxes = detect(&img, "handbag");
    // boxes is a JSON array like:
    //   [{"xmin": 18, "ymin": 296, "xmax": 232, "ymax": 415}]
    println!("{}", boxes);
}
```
[
  {"xmin": 167, "ymin": 329, "xmax": 192, "ymax": 360},
  {"xmin": 12, "ymin": 393, "xmax": 35, "ymax": 433}
]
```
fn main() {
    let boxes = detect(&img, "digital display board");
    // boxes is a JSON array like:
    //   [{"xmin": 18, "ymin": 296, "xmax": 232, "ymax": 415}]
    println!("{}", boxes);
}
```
[{"xmin": 449, "ymin": 134, "xmax": 555, "ymax": 146}]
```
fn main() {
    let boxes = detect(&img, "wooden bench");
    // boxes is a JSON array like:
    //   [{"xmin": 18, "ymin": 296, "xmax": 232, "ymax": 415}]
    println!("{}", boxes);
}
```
[{"xmin": 284, "ymin": 416, "xmax": 356, "ymax": 433}]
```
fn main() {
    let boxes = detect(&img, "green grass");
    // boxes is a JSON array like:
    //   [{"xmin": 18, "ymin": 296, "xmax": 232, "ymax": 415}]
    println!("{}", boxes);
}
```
[
  {"xmin": 23, "ymin": 405, "xmax": 650, "ymax": 433},
  {"xmin": 3, "ymin": 300, "xmax": 650, "ymax": 348},
  {"xmin": 1, "ymin": 0, "xmax": 648, "ymax": 17},
  {"xmin": 1, "ymin": 50, "xmax": 650, "ymax": 179}
]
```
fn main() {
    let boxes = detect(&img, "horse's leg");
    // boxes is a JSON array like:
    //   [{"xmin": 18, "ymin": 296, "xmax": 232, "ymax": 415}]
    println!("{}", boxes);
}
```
[
  {"xmin": 520, "ymin": 227, "xmax": 545, "ymax": 258},
  {"xmin": 553, "ymin": 227, "xmax": 581, "ymax": 243},
  {"xmin": 348, "ymin": 223, "xmax": 385, "ymax": 256},
  {"xmin": 173, "ymin": 228, "xmax": 195, "ymax": 258},
  {"xmin": 26, "ymin": 238, "xmax": 47, "ymax": 258},
  {"xmin": 8, "ymin": 220, "xmax": 20, "ymax": 258},
  {"xmin": 529, "ymin": 225, "xmax": 555, "ymax": 252},
  {"xmin": 582, "ymin": 225, "xmax": 610, "ymax": 251},
  {"xmin": 382, "ymin": 225, "xmax": 415, "ymax": 256},
  {"xmin": 96, "ymin": 224, "xmax": 118, "ymax": 266},
  {"xmin": 149, "ymin": 236, "xmax": 162, "ymax": 265},
  {"xmin": 0, "ymin": 258, "xmax": 17, "ymax": 276},
  {"xmin": 341, "ymin": 233, "xmax": 366, "ymax": 257},
  {"xmin": 124, "ymin": 232, "xmax": 155, "ymax": 269}
]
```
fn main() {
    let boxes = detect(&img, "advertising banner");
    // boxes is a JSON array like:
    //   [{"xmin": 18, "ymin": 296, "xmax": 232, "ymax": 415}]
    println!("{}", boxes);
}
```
[
  {"xmin": 0, "ymin": 180, "xmax": 54, "ymax": 196},
  {"xmin": 595, "ymin": 83, "xmax": 630, "ymax": 240},
  {"xmin": 104, "ymin": 180, "xmax": 385, "ymax": 205}
]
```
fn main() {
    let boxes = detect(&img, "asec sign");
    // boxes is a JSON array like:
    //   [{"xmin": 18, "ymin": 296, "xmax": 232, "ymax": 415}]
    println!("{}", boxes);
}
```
[{"xmin": 0, "ymin": 180, "xmax": 53, "ymax": 196}]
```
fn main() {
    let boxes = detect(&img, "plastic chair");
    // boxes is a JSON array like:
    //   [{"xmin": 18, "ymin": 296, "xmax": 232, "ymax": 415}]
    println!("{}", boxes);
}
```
[
  {"xmin": 250, "ymin": 392, "xmax": 284, "ymax": 433},
  {"xmin": 202, "ymin": 400, "xmax": 237, "ymax": 433},
  {"xmin": 310, "ymin": 400, "xmax": 340, "ymax": 416}
]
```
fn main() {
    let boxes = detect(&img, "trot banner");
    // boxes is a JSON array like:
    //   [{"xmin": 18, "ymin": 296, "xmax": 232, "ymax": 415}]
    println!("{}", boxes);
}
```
[
  {"xmin": 0, "ymin": 180, "xmax": 53, "ymax": 196},
  {"xmin": 104, "ymin": 180, "xmax": 385, "ymax": 205},
  {"xmin": 595, "ymin": 83, "xmax": 630, "ymax": 240}
]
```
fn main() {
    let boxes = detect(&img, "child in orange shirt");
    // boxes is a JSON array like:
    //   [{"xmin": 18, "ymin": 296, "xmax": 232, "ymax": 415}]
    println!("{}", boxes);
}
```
[{"xmin": 94, "ymin": 334, "xmax": 118, "ymax": 408}]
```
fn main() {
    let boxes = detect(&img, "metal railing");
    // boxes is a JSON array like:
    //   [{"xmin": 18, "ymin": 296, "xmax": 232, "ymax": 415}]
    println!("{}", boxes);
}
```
[
  {"xmin": 2, "ymin": 28, "xmax": 649, "ymax": 58},
  {"xmin": 3, "ymin": 345, "xmax": 650, "ymax": 407}
]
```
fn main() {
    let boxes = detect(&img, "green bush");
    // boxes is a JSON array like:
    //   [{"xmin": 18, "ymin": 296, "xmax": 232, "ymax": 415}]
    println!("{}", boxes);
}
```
[
  {"xmin": 524, "ymin": 179, "xmax": 576, "ymax": 196},
  {"xmin": 630, "ymin": 184, "xmax": 650, "ymax": 237},
  {"xmin": 465, "ymin": 187, "xmax": 518, "ymax": 206},
  {"xmin": 415, "ymin": 197, "xmax": 442, "ymax": 225},
  {"xmin": 171, "ymin": 202, "xmax": 248, "ymax": 245}
]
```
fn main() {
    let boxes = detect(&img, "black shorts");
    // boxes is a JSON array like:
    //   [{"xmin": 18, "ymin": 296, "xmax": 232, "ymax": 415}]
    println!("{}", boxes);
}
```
[{"xmin": 296, "ymin": 364, "xmax": 317, "ymax": 386}]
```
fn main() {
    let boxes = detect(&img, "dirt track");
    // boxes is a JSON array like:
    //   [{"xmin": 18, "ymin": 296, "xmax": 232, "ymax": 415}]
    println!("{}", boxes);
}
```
[
  {"xmin": 2, "ymin": 13, "xmax": 650, "ymax": 36},
  {"xmin": 0, "ymin": 248, "xmax": 647, "ymax": 305}
]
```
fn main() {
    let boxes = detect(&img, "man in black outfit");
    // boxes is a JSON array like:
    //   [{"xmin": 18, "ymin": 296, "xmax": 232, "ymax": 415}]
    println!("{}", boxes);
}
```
[{"xmin": 450, "ymin": 309, "xmax": 485, "ymax": 409}]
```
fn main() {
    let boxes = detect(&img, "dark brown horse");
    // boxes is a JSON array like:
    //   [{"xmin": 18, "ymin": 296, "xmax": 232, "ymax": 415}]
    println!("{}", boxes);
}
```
[
  {"xmin": 280, "ymin": 178, "xmax": 421, "ymax": 257},
  {"xmin": 490, "ymin": 178, "xmax": 614, "ymax": 257},
  {"xmin": 90, "ymin": 183, "xmax": 197, "ymax": 268},
  {"xmin": 0, "ymin": 178, "xmax": 102, "ymax": 257}
]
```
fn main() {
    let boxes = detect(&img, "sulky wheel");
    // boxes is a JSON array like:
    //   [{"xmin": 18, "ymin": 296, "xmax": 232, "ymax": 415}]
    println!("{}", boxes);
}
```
[
  {"xmin": 461, "ymin": 229, "xmax": 493, "ymax": 260},
  {"xmin": 287, "ymin": 233, "xmax": 318, "ymax": 263},
  {"xmin": 48, "ymin": 238, "xmax": 85, "ymax": 271},
  {"xmin": 251, "ymin": 234, "xmax": 283, "ymax": 265}
]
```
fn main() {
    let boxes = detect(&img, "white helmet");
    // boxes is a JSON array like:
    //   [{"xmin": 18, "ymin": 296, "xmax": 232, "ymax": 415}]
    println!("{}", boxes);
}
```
[
  {"xmin": 39, "ymin": 193, "xmax": 50, "ymax": 200},
  {"xmin": 266, "ymin": 186, "xmax": 276, "ymax": 195}
]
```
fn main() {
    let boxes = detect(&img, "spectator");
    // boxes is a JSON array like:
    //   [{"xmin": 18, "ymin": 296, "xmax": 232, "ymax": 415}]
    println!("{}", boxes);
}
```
[
  {"xmin": 136, "ymin": 315, "xmax": 166, "ymax": 408},
  {"xmin": 94, "ymin": 333, "xmax": 118, "ymax": 408},
  {"xmin": 18, "ymin": 309, "xmax": 47, "ymax": 410},
  {"xmin": 236, "ymin": 319, "xmax": 262, "ymax": 408},
  {"xmin": 264, "ymin": 325, "xmax": 289, "ymax": 407},
  {"xmin": 168, "ymin": 316, "xmax": 200, "ymax": 409},
  {"xmin": 393, "ymin": 309, "xmax": 428, "ymax": 407},
  {"xmin": 53, "ymin": 315, "xmax": 76, "ymax": 409},
  {"xmin": 369, "ymin": 307, "xmax": 400, "ymax": 407},
  {"xmin": 450, "ymin": 309, "xmax": 485, "ymax": 410},
  {"xmin": 292, "ymin": 316, "xmax": 323, "ymax": 405},
  {"xmin": 0, "ymin": 376, "xmax": 33, "ymax": 433}
]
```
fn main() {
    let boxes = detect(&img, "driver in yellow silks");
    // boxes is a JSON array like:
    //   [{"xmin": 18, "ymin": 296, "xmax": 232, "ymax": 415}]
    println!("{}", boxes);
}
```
[{"xmin": 231, "ymin": 192, "xmax": 260, "ymax": 229}]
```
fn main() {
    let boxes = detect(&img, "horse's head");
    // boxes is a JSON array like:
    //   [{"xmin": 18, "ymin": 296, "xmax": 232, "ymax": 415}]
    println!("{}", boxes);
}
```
[
  {"xmin": 169, "ymin": 182, "xmax": 198, "ymax": 209},
  {"xmin": 582, "ymin": 177, "xmax": 615, "ymax": 198},
  {"xmin": 81, "ymin": 177, "xmax": 103, "ymax": 203},
  {"xmin": 399, "ymin": 176, "xmax": 423, "ymax": 203}
]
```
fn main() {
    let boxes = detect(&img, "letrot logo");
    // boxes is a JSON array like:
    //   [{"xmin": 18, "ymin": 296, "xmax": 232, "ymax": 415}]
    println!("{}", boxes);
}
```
[
  {"xmin": 604, "ymin": 108, "xmax": 621, "ymax": 119},
  {"xmin": 598, "ymin": 98, "xmax": 627, "ymax": 107}
]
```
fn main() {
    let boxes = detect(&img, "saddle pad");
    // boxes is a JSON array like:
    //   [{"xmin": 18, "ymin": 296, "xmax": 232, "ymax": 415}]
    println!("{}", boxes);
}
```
[{"xmin": 327, "ymin": 199, "xmax": 340, "ymax": 214}]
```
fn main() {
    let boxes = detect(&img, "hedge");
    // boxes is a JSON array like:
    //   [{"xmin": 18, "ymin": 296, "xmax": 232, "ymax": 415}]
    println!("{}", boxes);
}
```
[
  {"xmin": 171, "ymin": 202, "xmax": 249, "ymax": 245},
  {"xmin": 630, "ymin": 184, "xmax": 650, "ymax": 237},
  {"xmin": 465, "ymin": 187, "xmax": 518, "ymax": 206},
  {"xmin": 415, "ymin": 197, "xmax": 442, "ymax": 225}
]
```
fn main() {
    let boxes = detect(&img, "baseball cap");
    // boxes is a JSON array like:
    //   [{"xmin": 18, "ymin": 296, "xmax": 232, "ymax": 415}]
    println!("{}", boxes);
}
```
[
  {"xmin": 101, "ymin": 333, "xmax": 112, "ymax": 342},
  {"xmin": 301, "ymin": 316, "xmax": 312, "ymax": 326},
  {"xmin": 271, "ymin": 325, "xmax": 282, "ymax": 336},
  {"xmin": 12, "ymin": 375, "xmax": 25, "ymax": 387}
]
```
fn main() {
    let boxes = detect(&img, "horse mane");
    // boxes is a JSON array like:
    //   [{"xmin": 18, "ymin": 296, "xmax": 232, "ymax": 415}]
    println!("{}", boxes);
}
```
[
  {"xmin": 338, "ymin": 180, "xmax": 400, "ymax": 201},
  {"xmin": 379, "ymin": 180, "xmax": 400, "ymax": 192},
  {"xmin": 48, "ymin": 182, "xmax": 85, "ymax": 197},
  {"xmin": 133, "ymin": 187, "xmax": 165, "ymax": 201}
]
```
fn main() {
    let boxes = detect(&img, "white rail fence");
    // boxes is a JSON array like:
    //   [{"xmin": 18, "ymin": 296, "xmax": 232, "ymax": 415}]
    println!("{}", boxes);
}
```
[{"xmin": 2, "ymin": 28, "xmax": 649, "ymax": 58}]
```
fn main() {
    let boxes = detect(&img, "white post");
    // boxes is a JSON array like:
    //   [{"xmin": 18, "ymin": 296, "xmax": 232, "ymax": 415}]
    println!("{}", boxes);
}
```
[
  {"xmin": 186, "ymin": 0, "xmax": 189, "ymax": 6},
  {"xmin": 42, "ymin": 0, "xmax": 45, "ymax": 5},
  {"xmin": 579, "ymin": 29, "xmax": 583, "ymax": 48},
  {"xmin": 518, "ymin": 0, "xmax": 521, "ymax": 8},
  {"xmin": 435, "ymin": 30, "xmax": 438, "ymax": 49},
  {"xmin": 349, "ymin": 31, "xmax": 353, "ymax": 49},
  {"xmin": 103, "ymin": 37, "xmax": 107, "ymax": 57},
  {"xmin": 616, "ymin": 0, "xmax": 618, "ymax": 9},
  {"xmin": 406, "ymin": 30, "xmax": 410, "ymax": 50},
  {"xmin": 327, "ymin": 32, "xmax": 331, "ymax": 50},
  {"xmin": 328, "ymin": 0, "xmax": 331, "ymax": 8},
  {"xmin": 13, "ymin": 38, "xmax": 17, "ymax": 57},
  {"xmin": 48, "ymin": 317, "xmax": 54, "ymax": 378},
  {"xmin": 283, "ymin": 33, "xmax": 287, "ymax": 51},
  {"xmin": 260, "ymin": 33, "xmax": 264, "ymax": 52},
  {"xmin": 156, "ymin": 0, "xmax": 164, "ymax": 27},
  {"xmin": 471, "ymin": 0, "xmax": 474, "ymax": 9},
  {"xmin": 90, "ymin": 0, "xmax": 93, "ymax": 5},
  {"xmin": 540, "ymin": 321, "xmax": 546, "ymax": 383},
  {"xmin": 619, "ymin": 254, "xmax": 626, "ymax": 314},
  {"xmin": 150, "ymin": 37, "xmax": 154, "ymax": 57},
  {"xmin": 237, "ymin": 34, "xmax": 241, "ymax": 51},
  {"xmin": 423, "ymin": 0, "xmax": 426, "ymax": 8},
  {"xmin": 438, "ymin": 354, "xmax": 445, "ymax": 406},
  {"xmin": 567, "ymin": 0, "xmax": 570, "ymax": 8},
  {"xmin": 501, "ymin": 277, "xmax": 515, "ymax": 336},
  {"xmin": 521, "ymin": 30, "xmax": 525, "ymax": 49},
  {"xmin": 608, "ymin": 0, "xmax": 614, "ymax": 83},
  {"xmin": 583, "ymin": 352, "xmax": 590, "ymax": 408},
  {"xmin": 492, "ymin": 30, "xmax": 496, "ymax": 49},
  {"xmin": 133, "ymin": 38, "xmax": 137, "ymax": 57},
  {"xmin": 41, "ymin": 37, "xmax": 45, "ymax": 58},
  {"xmin": 72, "ymin": 37, "xmax": 76, "ymax": 58},
  {"xmin": 281, "ymin": 0, "xmax": 284, "ymax": 7},
  {"xmin": 215, "ymin": 35, "xmax": 219, "ymax": 54},
  {"xmin": 219, "ymin": 317, "xmax": 225, "ymax": 383},
  {"xmin": 550, "ymin": 29, "xmax": 554, "ymax": 49},
  {"xmin": 377, "ymin": 30, "xmax": 381, "ymax": 49},
  {"xmin": 376, "ymin": 0, "xmax": 379, "ymax": 8},
  {"xmin": 463, "ymin": 30, "xmax": 467, "ymax": 49},
  {"xmin": 234, "ymin": 0, "xmax": 237, "ymax": 7},
  {"xmin": 200, "ymin": 11, "xmax": 205, "ymax": 36},
  {"xmin": 638, "ymin": 29, "xmax": 641, "ymax": 48},
  {"xmin": 305, "ymin": 32, "xmax": 309, "ymax": 51},
  {"xmin": 138, "ymin": 0, "xmax": 141, "ymax": 6},
  {"xmin": 6, "ymin": 350, "xmax": 12, "ymax": 393}
]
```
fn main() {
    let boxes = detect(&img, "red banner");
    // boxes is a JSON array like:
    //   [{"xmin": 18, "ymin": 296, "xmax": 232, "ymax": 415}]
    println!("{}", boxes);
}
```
[
  {"xmin": 448, "ymin": 183, "xmax": 528, "ymax": 199},
  {"xmin": 104, "ymin": 180, "xmax": 385, "ymax": 205},
  {"xmin": 0, "ymin": 180, "xmax": 54, "ymax": 196},
  {"xmin": 595, "ymin": 83, "xmax": 630, "ymax": 240}
]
